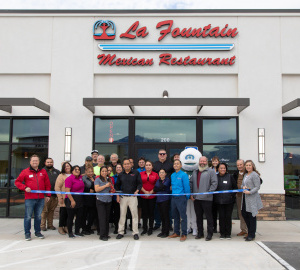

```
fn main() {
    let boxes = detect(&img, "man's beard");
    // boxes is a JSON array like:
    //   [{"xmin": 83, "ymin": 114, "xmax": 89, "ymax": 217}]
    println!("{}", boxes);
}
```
[
  {"xmin": 198, "ymin": 164, "xmax": 208, "ymax": 172},
  {"xmin": 46, "ymin": 165, "xmax": 53, "ymax": 170}
]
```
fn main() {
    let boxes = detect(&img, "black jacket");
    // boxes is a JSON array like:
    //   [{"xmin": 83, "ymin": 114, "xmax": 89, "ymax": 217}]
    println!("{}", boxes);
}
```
[
  {"xmin": 153, "ymin": 160, "xmax": 174, "ymax": 179},
  {"xmin": 214, "ymin": 173, "xmax": 237, "ymax": 204},
  {"xmin": 82, "ymin": 175, "xmax": 96, "ymax": 207},
  {"xmin": 44, "ymin": 167, "xmax": 60, "ymax": 195},
  {"xmin": 115, "ymin": 169, "xmax": 142, "ymax": 194}
]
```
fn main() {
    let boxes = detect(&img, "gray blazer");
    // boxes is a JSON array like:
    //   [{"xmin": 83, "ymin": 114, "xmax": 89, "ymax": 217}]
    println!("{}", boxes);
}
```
[
  {"xmin": 191, "ymin": 167, "xmax": 218, "ymax": 201},
  {"xmin": 241, "ymin": 171, "xmax": 263, "ymax": 217}
]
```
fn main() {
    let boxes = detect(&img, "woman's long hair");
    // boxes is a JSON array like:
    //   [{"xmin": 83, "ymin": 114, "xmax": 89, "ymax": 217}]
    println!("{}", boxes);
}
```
[
  {"xmin": 245, "ymin": 160, "xmax": 260, "ymax": 176},
  {"xmin": 99, "ymin": 166, "xmax": 111, "ymax": 183}
]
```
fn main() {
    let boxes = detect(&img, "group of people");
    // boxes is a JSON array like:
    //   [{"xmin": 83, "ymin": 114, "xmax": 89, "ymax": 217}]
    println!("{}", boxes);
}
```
[{"xmin": 15, "ymin": 149, "xmax": 263, "ymax": 242}]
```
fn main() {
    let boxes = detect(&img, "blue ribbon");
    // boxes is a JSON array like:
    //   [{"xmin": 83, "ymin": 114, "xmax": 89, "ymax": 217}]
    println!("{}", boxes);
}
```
[{"xmin": 30, "ymin": 189, "xmax": 247, "ymax": 196}]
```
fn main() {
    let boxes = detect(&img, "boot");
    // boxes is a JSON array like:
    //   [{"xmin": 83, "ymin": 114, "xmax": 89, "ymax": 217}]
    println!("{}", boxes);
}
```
[{"xmin": 58, "ymin": 227, "xmax": 66, "ymax": 235}]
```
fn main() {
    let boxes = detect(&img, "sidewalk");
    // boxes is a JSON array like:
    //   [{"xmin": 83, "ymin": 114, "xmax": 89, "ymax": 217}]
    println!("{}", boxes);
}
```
[{"xmin": 0, "ymin": 219, "xmax": 299, "ymax": 270}]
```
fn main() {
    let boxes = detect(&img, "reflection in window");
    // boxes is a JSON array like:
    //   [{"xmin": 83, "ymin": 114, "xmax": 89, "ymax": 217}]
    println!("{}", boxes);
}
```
[
  {"xmin": 95, "ymin": 119, "xmax": 128, "ymax": 143},
  {"xmin": 0, "ymin": 119, "xmax": 10, "ymax": 142},
  {"xmin": 283, "ymin": 145, "xmax": 300, "ymax": 220},
  {"xmin": 135, "ymin": 119, "xmax": 196, "ymax": 142},
  {"xmin": 283, "ymin": 120, "xmax": 300, "ymax": 144},
  {"xmin": 203, "ymin": 118, "xmax": 237, "ymax": 144},
  {"xmin": 0, "ymin": 189, "xmax": 7, "ymax": 217},
  {"xmin": 0, "ymin": 145, "xmax": 9, "ymax": 188},
  {"xmin": 9, "ymin": 188, "xmax": 25, "ymax": 217},
  {"xmin": 94, "ymin": 144, "xmax": 128, "ymax": 164},
  {"xmin": 203, "ymin": 145, "xmax": 237, "ymax": 171},
  {"xmin": 11, "ymin": 144, "xmax": 49, "ymax": 186},
  {"xmin": 13, "ymin": 119, "xmax": 49, "ymax": 143}
]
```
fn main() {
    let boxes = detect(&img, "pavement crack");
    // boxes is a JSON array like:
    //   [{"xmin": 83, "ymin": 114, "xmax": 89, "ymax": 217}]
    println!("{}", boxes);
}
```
[{"xmin": 116, "ymin": 241, "xmax": 130, "ymax": 270}]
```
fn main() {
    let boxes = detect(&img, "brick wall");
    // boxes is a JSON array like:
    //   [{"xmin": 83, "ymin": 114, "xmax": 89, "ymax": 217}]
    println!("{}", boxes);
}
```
[{"xmin": 257, "ymin": 194, "xmax": 286, "ymax": 221}]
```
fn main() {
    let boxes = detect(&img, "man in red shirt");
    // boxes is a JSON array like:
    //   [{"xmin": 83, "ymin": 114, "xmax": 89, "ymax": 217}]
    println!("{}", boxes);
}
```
[{"xmin": 15, "ymin": 155, "xmax": 51, "ymax": 241}]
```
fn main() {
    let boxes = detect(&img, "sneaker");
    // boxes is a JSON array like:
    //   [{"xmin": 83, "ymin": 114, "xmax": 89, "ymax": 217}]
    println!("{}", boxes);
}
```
[
  {"xmin": 192, "ymin": 230, "xmax": 198, "ymax": 236},
  {"xmin": 35, "ymin": 232, "xmax": 45, "ymax": 239},
  {"xmin": 133, "ymin": 234, "xmax": 139, "ymax": 240},
  {"xmin": 25, "ymin": 234, "xmax": 31, "ymax": 241},
  {"xmin": 220, "ymin": 235, "xmax": 225, "ymax": 240},
  {"xmin": 226, "ymin": 235, "xmax": 232, "ymax": 240},
  {"xmin": 69, "ymin": 233, "xmax": 75, "ymax": 238},
  {"xmin": 116, "ymin": 234, "xmax": 124, "ymax": 239},
  {"xmin": 74, "ymin": 232, "xmax": 84, "ymax": 237}
]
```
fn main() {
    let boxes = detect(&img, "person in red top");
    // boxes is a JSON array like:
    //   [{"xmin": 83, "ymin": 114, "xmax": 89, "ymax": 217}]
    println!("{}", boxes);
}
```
[
  {"xmin": 15, "ymin": 154, "xmax": 51, "ymax": 241},
  {"xmin": 140, "ymin": 160, "xmax": 159, "ymax": 236}
]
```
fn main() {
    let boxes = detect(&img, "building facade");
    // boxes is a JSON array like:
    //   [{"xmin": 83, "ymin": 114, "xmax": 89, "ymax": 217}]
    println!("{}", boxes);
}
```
[{"xmin": 0, "ymin": 10, "xmax": 299, "ymax": 219}]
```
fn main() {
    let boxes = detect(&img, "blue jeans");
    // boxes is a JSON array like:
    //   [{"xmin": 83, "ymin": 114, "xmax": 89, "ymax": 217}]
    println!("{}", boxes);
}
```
[
  {"xmin": 24, "ymin": 198, "xmax": 45, "ymax": 235},
  {"xmin": 172, "ymin": 196, "xmax": 187, "ymax": 236}
]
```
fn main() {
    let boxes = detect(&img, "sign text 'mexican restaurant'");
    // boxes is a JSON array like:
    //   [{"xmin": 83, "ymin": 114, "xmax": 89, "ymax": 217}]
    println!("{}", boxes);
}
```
[{"xmin": 94, "ymin": 20, "xmax": 238, "ymax": 67}]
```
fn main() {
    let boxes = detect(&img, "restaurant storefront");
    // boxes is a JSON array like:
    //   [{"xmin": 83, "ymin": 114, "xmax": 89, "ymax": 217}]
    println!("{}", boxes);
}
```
[{"xmin": 0, "ymin": 10, "xmax": 299, "ymax": 219}]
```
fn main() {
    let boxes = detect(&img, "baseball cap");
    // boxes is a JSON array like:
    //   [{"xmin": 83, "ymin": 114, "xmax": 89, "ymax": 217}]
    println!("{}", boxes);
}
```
[
  {"xmin": 91, "ymin": 150, "xmax": 99, "ymax": 154},
  {"xmin": 85, "ymin": 156, "xmax": 93, "ymax": 161}
]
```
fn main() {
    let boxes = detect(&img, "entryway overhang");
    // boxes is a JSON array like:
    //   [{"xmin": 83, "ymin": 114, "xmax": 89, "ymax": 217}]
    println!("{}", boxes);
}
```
[
  {"xmin": 83, "ymin": 98, "xmax": 250, "ymax": 114},
  {"xmin": 0, "ymin": 98, "xmax": 50, "ymax": 113},
  {"xmin": 282, "ymin": 98, "xmax": 300, "ymax": 113}
]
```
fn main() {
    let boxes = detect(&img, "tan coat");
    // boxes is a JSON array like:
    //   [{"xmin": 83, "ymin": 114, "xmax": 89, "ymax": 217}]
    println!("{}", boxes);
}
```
[{"xmin": 55, "ymin": 173, "xmax": 68, "ymax": 207}]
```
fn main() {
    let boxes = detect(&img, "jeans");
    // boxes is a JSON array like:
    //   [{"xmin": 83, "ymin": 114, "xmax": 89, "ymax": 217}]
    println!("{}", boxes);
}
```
[
  {"xmin": 24, "ymin": 198, "xmax": 45, "ymax": 235},
  {"xmin": 172, "ymin": 196, "xmax": 187, "ymax": 236}
]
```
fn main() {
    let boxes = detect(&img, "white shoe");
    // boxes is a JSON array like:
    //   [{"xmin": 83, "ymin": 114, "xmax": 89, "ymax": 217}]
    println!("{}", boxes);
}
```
[{"xmin": 192, "ymin": 229, "xmax": 198, "ymax": 236}]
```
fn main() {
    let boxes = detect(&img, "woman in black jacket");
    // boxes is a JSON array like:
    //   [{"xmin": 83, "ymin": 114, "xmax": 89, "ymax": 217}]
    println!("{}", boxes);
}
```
[{"xmin": 214, "ymin": 162, "xmax": 237, "ymax": 240}]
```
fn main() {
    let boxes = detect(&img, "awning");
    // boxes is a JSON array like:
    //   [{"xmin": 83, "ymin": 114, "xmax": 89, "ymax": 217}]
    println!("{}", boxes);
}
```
[
  {"xmin": 83, "ymin": 98, "xmax": 250, "ymax": 114},
  {"xmin": 282, "ymin": 98, "xmax": 300, "ymax": 113},
  {"xmin": 0, "ymin": 98, "xmax": 50, "ymax": 113}
]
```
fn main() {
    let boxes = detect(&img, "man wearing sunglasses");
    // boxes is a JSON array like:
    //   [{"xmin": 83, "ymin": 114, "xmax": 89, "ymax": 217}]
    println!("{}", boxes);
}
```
[
  {"xmin": 153, "ymin": 149, "xmax": 174, "ymax": 231},
  {"xmin": 153, "ymin": 150, "xmax": 174, "ymax": 179}
]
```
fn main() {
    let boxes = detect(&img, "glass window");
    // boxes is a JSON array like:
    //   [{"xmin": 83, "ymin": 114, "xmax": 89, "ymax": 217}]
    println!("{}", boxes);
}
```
[
  {"xmin": 283, "ymin": 146, "xmax": 300, "ymax": 220},
  {"xmin": 135, "ymin": 119, "xmax": 196, "ymax": 142},
  {"xmin": 0, "ymin": 189, "xmax": 7, "ymax": 217},
  {"xmin": 203, "ymin": 118, "xmax": 237, "ymax": 144},
  {"xmin": 94, "ymin": 144, "xmax": 128, "ymax": 164},
  {"xmin": 0, "ymin": 145, "xmax": 9, "ymax": 188},
  {"xmin": 283, "ymin": 120, "xmax": 300, "ymax": 144},
  {"xmin": 203, "ymin": 145, "xmax": 237, "ymax": 172},
  {"xmin": 11, "ymin": 144, "xmax": 49, "ymax": 186},
  {"xmin": 9, "ymin": 188, "xmax": 25, "ymax": 217},
  {"xmin": 0, "ymin": 119, "xmax": 10, "ymax": 142},
  {"xmin": 12, "ymin": 119, "xmax": 49, "ymax": 143},
  {"xmin": 95, "ymin": 119, "xmax": 128, "ymax": 143}
]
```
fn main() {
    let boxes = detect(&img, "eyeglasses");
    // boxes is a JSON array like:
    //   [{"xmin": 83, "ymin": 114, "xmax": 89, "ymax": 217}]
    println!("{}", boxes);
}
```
[{"xmin": 159, "ymin": 153, "xmax": 166, "ymax": 155}]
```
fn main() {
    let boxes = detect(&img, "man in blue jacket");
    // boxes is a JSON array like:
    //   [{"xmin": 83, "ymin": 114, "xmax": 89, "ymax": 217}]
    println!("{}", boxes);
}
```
[{"xmin": 168, "ymin": 160, "xmax": 190, "ymax": 242}]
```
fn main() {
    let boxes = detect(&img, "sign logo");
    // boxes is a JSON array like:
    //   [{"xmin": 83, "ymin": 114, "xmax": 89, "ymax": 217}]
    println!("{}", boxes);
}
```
[{"xmin": 93, "ymin": 20, "xmax": 116, "ymax": 40}]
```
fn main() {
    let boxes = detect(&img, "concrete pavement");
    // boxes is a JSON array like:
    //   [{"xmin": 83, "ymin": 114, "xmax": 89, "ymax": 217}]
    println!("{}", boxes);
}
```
[{"xmin": 0, "ymin": 219, "xmax": 299, "ymax": 270}]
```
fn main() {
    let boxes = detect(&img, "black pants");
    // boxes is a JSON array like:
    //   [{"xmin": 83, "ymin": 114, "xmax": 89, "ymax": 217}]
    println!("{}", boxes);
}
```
[
  {"xmin": 141, "ymin": 198, "xmax": 156, "ymax": 230},
  {"xmin": 157, "ymin": 200, "xmax": 170, "ymax": 235},
  {"xmin": 242, "ymin": 195, "xmax": 257, "ymax": 238},
  {"xmin": 212, "ymin": 202, "xmax": 218, "ymax": 231},
  {"xmin": 96, "ymin": 200, "xmax": 112, "ymax": 238},
  {"xmin": 112, "ymin": 200, "xmax": 120, "ymax": 232},
  {"xmin": 82, "ymin": 205, "xmax": 97, "ymax": 231},
  {"xmin": 59, "ymin": 207, "xmax": 68, "ymax": 227},
  {"xmin": 194, "ymin": 200, "xmax": 213, "ymax": 236},
  {"xmin": 66, "ymin": 206, "xmax": 84, "ymax": 234},
  {"xmin": 217, "ymin": 203, "xmax": 234, "ymax": 236}
]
